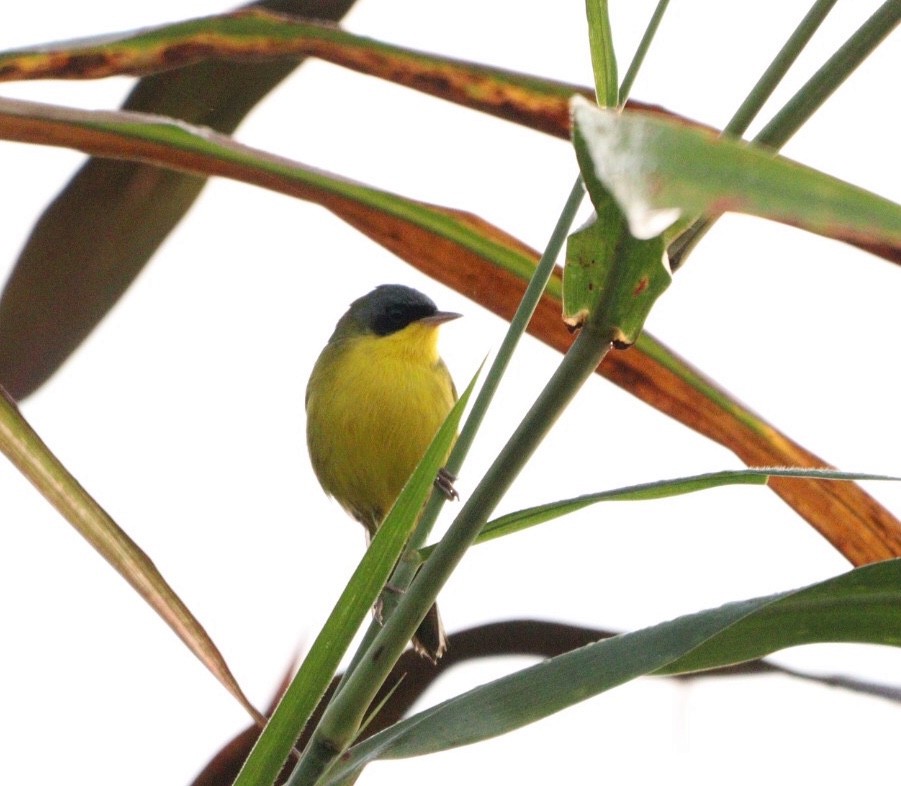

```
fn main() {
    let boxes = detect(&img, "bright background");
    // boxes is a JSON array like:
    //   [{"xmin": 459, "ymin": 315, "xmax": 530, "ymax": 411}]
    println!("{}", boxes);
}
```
[{"xmin": 0, "ymin": 2, "xmax": 899, "ymax": 784}]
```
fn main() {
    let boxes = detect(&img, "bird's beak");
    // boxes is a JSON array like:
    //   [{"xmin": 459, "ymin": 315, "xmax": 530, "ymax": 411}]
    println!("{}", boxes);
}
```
[{"xmin": 420, "ymin": 310, "xmax": 462, "ymax": 326}]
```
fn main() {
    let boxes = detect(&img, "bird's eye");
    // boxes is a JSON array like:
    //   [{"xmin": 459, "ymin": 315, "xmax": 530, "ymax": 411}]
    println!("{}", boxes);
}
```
[
  {"xmin": 386, "ymin": 305, "xmax": 407, "ymax": 328},
  {"xmin": 371, "ymin": 303, "xmax": 413, "ymax": 336}
]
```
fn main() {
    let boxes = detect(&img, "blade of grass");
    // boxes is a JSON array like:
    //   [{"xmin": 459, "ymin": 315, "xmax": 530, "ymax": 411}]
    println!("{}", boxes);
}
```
[
  {"xmin": 756, "ymin": 0, "xmax": 901, "ymax": 150},
  {"xmin": 725, "ymin": 0, "xmax": 839, "ymax": 137},
  {"xmin": 191, "ymin": 615, "xmax": 901, "ymax": 785},
  {"xmin": 327, "ymin": 559, "xmax": 901, "ymax": 777},
  {"xmin": 0, "ymin": 387, "xmax": 261, "ymax": 722},
  {"xmin": 585, "ymin": 0, "xmax": 618, "ymax": 106},
  {"xmin": 467, "ymin": 469, "xmax": 901, "ymax": 548},
  {"xmin": 570, "ymin": 97, "xmax": 901, "ymax": 248},
  {"xmin": 1, "ymin": 96, "xmax": 898, "ymax": 565},
  {"xmin": 231, "ymin": 374, "xmax": 476, "ymax": 786},
  {"xmin": 0, "ymin": 9, "xmax": 594, "ymax": 138},
  {"xmin": 618, "ymin": 0, "xmax": 670, "ymax": 102}
]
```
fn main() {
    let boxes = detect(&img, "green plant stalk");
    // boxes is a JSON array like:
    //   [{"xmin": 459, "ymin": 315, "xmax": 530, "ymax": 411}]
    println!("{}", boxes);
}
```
[
  {"xmin": 618, "ymin": 0, "xmax": 671, "ymax": 103},
  {"xmin": 725, "ymin": 0, "xmax": 838, "ymax": 137},
  {"xmin": 287, "ymin": 285, "xmax": 615, "ymax": 786},
  {"xmin": 448, "ymin": 176, "xmax": 586, "ymax": 481},
  {"xmin": 756, "ymin": 0, "xmax": 900, "ymax": 148},
  {"xmin": 398, "ymin": 176, "xmax": 586, "ymax": 547},
  {"xmin": 585, "ymin": 0, "xmax": 618, "ymax": 106},
  {"xmin": 322, "ymin": 174, "xmax": 585, "ymax": 719},
  {"xmin": 670, "ymin": 0, "xmax": 900, "ymax": 269},
  {"xmin": 232, "ymin": 385, "xmax": 469, "ymax": 786}
]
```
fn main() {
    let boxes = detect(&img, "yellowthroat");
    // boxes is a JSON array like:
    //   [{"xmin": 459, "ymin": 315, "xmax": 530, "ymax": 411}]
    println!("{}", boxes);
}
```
[{"xmin": 305, "ymin": 284, "xmax": 460, "ymax": 662}]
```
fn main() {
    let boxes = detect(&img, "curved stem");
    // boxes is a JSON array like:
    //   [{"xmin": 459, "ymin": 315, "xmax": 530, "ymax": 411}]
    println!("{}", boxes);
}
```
[{"xmin": 288, "ymin": 301, "xmax": 613, "ymax": 786}]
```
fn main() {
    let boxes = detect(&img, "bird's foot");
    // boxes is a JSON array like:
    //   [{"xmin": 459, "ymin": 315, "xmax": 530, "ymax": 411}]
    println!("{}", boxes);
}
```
[{"xmin": 435, "ymin": 467, "xmax": 459, "ymax": 501}]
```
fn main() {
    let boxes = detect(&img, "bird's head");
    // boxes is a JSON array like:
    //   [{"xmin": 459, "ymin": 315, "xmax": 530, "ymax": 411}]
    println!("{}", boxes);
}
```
[{"xmin": 330, "ymin": 284, "xmax": 461, "ymax": 343}]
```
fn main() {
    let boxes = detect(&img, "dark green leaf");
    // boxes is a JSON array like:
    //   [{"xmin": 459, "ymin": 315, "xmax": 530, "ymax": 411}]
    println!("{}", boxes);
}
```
[{"xmin": 326, "ymin": 559, "xmax": 901, "ymax": 779}]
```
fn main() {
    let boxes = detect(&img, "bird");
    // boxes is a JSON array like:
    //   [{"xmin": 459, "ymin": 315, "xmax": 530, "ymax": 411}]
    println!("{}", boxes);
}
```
[{"xmin": 305, "ymin": 284, "xmax": 460, "ymax": 662}]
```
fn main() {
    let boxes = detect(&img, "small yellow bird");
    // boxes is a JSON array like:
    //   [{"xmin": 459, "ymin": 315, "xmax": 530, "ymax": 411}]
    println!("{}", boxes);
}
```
[{"xmin": 305, "ymin": 284, "xmax": 460, "ymax": 661}]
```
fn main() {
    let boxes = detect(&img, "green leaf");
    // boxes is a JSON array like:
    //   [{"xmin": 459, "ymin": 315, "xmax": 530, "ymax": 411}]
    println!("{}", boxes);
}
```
[
  {"xmin": 584, "ymin": 0, "xmax": 618, "ymax": 106},
  {"xmin": 564, "ymin": 97, "xmax": 671, "ymax": 342},
  {"xmin": 469, "ymin": 468, "xmax": 901, "ymax": 548},
  {"xmin": 570, "ymin": 96, "xmax": 901, "ymax": 249},
  {"xmin": 232, "ymin": 369, "xmax": 479, "ymax": 786},
  {"xmin": 659, "ymin": 558, "xmax": 901, "ymax": 674},
  {"xmin": 0, "ymin": 8, "xmax": 589, "ymax": 139},
  {"xmin": 2, "ymin": 96, "xmax": 898, "ymax": 564},
  {"xmin": 563, "ymin": 210, "xmax": 670, "ymax": 343},
  {"xmin": 0, "ymin": 388, "xmax": 260, "ymax": 722},
  {"xmin": 0, "ymin": 6, "xmax": 895, "ymax": 397},
  {"xmin": 325, "ymin": 559, "xmax": 901, "ymax": 779}
]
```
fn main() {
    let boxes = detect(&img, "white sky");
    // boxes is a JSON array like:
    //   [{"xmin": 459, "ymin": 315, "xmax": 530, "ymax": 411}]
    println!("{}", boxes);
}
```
[{"xmin": 0, "ymin": 2, "xmax": 899, "ymax": 785}]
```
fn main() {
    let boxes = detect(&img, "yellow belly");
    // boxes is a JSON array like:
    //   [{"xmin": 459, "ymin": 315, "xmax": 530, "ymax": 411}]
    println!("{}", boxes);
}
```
[{"xmin": 306, "ymin": 325, "xmax": 456, "ymax": 534}]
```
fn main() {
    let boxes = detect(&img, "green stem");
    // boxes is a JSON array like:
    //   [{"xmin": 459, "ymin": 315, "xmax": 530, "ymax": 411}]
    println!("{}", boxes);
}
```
[
  {"xmin": 447, "ymin": 175, "xmax": 585, "ymax": 478},
  {"xmin": 334, "ymin": 176, "xmax": 585, "ymax": 685},
  {"xmin": 619, "ymin": 0, "xmax": 671, "ymax": 103},
  {"xmin": 670, "ymin": 0, "xmax": 900, "ymax": 270},
  {"xmin": 725, "ymin": 0, "xmax": 839, "ymax": 137},
  {"xmin": 286, "ymin": 223, "xmax": 615, "ymax": 786},
  {"xmin": 586, "ymin": 0, "xmax": 619, "ymax": 106},
  {"xmin": 755, "ymin": 0, "xmax": 901, "ymax": 148}
]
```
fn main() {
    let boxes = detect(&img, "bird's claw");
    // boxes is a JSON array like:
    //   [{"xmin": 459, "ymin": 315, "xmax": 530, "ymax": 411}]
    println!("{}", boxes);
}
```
[{"xmin": 435, "ymin": 467, "xmax": 459, "ymax": 501}]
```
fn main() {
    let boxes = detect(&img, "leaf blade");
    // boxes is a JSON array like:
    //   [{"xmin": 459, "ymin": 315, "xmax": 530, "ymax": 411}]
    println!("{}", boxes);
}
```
[
  {"xmin": 470, "ymin": 468, "xmax": 900, "ymax": 547},
  {"xmin": 571, "ymin": 97, "xmax": 901, "ymax": 248},
  {"xmin": 232, "ymin": 369, "xmax": 478, "ymax": 786},
  {"xmin": 1, "ymin": 98, "xmax": 898, "ymax": 564},
  {"xmin": 0, "ymin": 0, "xmax": 360, "ymax": 401},
  {"xmin": 584, "ymin": 0, "xmax": 618, "ymax": 106},
  {"xmin": 0, "ymin": 388, "xmax": 260, "ymax": 722},
  {"xmin": 327, "ymin": 559, "xmax": 901, "ymax": 778},
  {"xmin": 0, "ymin": 9, "xmax": 589, "ymax": 138}
]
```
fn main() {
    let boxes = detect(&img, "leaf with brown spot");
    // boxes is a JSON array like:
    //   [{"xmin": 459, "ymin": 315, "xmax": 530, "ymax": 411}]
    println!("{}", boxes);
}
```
[
  {"xmin": 0, "ymin": 9, "xmax": 590, "ymax": 138},
  {"xmin": 0, "ymin": 11, "xmax": 895, "ymax": 400},
  {"xmin": 0, "ymin": 97, "xmax": 896, "ymax": 565}
]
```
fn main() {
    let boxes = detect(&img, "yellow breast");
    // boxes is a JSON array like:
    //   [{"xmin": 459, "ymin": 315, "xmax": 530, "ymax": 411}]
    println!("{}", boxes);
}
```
[{"xmin": 306, "ymin": 323, "xmax": 456, "ymax": 534}]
